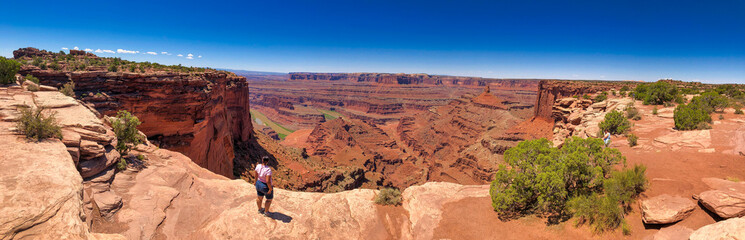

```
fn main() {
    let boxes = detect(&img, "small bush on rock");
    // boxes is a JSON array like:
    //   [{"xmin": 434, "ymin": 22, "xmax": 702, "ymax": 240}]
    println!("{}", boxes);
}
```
[
  {"xmin": 116, "ymin": 158, "xmax": 127, "ymax": 171},
  {"xmin": 736, "ymin": 109, "xmax": 744, "ymax": 115},
  {"xmin": 60, "ymin": 81, "xmax": 75, "ymax": 97},
  {"xmin": 652, "ymin": 107, "xmax": 658, "ymax": 115},
  {"xmin": 375, "ymin": 188, "xmax": 402, "ymax": 206},
  {"xmin": 0, "ymin": 57, "xmax": 22, "ymax": 84},
  {"xmin": 600, "ymin": 110, "xmax": 631, "ymax": 135},
  {"xmin": 25, "ymin": 74, "xmax": 39, "ymax": 84},
  {"xmin": 16, "ymin": 107, "xmax": 62, "ymax": 141},
  {"xmin": 27, "ymin": 84, "xmax": 39, "ymax": 92},
  {"xmin": 112, "ymin": 110, "xmax": 142, "ymax": 154},
  {"xmin": 594, "ymin": 92, "xmax": 608, "ymax": 103}
]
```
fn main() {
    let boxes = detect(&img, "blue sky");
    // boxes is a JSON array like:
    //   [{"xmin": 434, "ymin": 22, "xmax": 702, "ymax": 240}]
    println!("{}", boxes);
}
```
[{"xmin": 1, "ymin": 0, "xmax": 743, "ymax": 83}]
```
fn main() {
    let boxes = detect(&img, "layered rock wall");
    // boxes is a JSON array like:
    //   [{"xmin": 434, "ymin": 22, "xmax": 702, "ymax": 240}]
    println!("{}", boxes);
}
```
[
  {"xmin": 18, "ymin": 68, "xmax": 252, "ymax": 178},
  {"xmin": 290, "ymin": 72, "xmax": 541, "ymax": 90}
]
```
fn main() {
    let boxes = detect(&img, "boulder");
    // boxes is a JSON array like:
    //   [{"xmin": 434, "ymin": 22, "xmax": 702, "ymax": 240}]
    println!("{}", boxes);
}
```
[
  {"xmin": 646, "ymin": 225, "xmax": 693, "ymax": 240},
  {"xmin": 699, "ymin": 190, "xmax": 745, "ymax": 219},
  {"xmin": 61, "ymin": 129, "xmax": 81, "ymax": 147},
  {"xmin": 93, "ymin": 190, "xmax": 122, "ymax": 218},
  {"xmin": 689, "ymin": 217, "xmax": 745, "ymax": 240},
  {"xmin": 567, "ymin": 111, "xmax": 583, "ymax": 125},
  {"xmin": 79, "ymin": 146, "xmax": 121, "ymax": 178},
  {"xmin": 590, "ymin": 101, "xmax": 607, "ymax": 110},
  {"xmin": 80, "ymin": 140, "xmax": 105, "ymax": 159},
  {"xmin": 640, "ymin": 194, "xmax": 696, "ymax": 224}
]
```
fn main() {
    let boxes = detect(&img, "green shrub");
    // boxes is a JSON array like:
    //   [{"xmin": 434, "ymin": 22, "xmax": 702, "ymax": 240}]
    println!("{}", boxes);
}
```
[
  {"xmin": 566, "ymin": 165, "xmax": 646, "ymax": 233},
  {"xmin": 16, "ymin": 107, "xmax": 62, "ymax": 141},
  {"xmin": 490, "ymin": 138, "xmax": 625, "ymax": 219},
  {"xmin": 674, "ymin": 103, "xmax": 711, "ymax": 130},
  {"xmin": 621, "ymin": 220, "xmax": 631, "ymax": 235},
  {"xmin": 116, "ymin": 158, "xmax": 127, "ymax": 171},
  {"xmin": 611, "ymin": 91, "xmax": 617, "ymax": 96},
  {"xmin": 0, "ymin": 57, "xmax": 22, "ymax": 84},
  {"xmin": 108, "ymin": 64, "xmax": 118, "ymax": 72},
  {"xmin": 111, "ymin": 110, "xmax": 142, "ymax": 154},
  {"xmin": 129, "ymin": 65, "xmax": 136, "ymax": 72},
  {"xmin": 627, "ymin": 134, "xmax": 638, "ymax": 147},
  {"xmin": 719, "ymin": 114, "xmax": 724, "ymax": 120},
  {"xmin": 652, "ymin": 107, "xmax": 658, "ymax": 115},
  {"xmin": 60, "ymin": 81, "xmax": 75, "ymax": 97},
  {"xmin": 599, "ymin": 110, "xmax": 631, "ymax": 135},
  {"xmin": 25, "ymin": 74, "xmax": 39, "ymax": 84},
  {"xmin": 594, "ymin": 93, "xmax": 608, "ymax": 103},
  {"xmin": 690, "ymin": 91, "xmax": 728, "ymax": 113},
  {"xmin": 49, "ymin": 61, "xmax": 60, "ymax": 71},
  {"xmin": 582, "ymin": 94, "xmax": 591, "ymax": 100},
  {"xmin": 375, "ymin": 188, "xmax": 402, "ymax": 206},
  {"xmin": 625, "ymin": 106, "xmax": 641, "ymax": 120},
  {"xmin": 632, "ymin": 81, "xmax": 680, "ymax": 105},
  {"xmin": 27, "ymin": 84, "xmax": 39, "ymax": 92},
  {"xmin": 736, "ymin": 109, "xmax": 744, "ymax": 115},
  {"xmin": 32, "ymin": 57, "xmax": 43, "ymax": 67}
]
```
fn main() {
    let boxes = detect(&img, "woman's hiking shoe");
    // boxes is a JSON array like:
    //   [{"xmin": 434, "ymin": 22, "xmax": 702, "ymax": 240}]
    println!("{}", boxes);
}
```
[{"xmin": 258, "ymin": 208, "xmax": 265, "ymax": 214}]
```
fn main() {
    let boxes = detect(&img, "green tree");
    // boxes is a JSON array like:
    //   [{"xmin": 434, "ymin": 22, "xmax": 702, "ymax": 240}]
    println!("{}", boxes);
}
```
[
  {"xmin": 490, "ymin": 138, "xmax": 626, "ymax": 219},
  {"xmin": 632, "ymin": 81, "xmax": 680, "ymax": 105},
  {"xmin": 599, "ymin": 110, "xmax": 631, "ymax": 134},
  {"xmin": 0, "ymin": 57, "xmax": 22, "ymax": 84},
  {"xmin": 673, "ymin": 103, "xmax": 711, "ymax": 130},
  {"xmin": 690, "ymin": 91, "xmax": 728, "ymax": 113},
  {"xmin": 111, "ymin": 110, "xmax": 142, "ymax": 154}
]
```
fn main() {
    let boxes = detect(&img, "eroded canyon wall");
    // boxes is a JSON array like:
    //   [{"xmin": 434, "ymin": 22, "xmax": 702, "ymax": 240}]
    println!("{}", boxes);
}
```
[
  {"xmin": 533, "ymin": 80, "xmax": 639, "ymax": 120},
  {"xmin": 289, "ymin": 72, "xmax": 541, "ymax": 90},
  {"xmin": 17, "ymin": 64, "xmax": 252, "ymax": 178}
]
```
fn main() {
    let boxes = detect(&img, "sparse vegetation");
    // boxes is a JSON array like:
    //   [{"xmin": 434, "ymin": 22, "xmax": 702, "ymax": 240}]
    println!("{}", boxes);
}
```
[
  {"xmin": 625, "ymin": 106, "xmax": 641, "ymax": 121},
  {"xmin": 652, "ymin": 107, "xmax": 658, "ymax": 115},
  {"xmin": 116, "ymin": 158, "xmax": 127, "ymax": 171},
  {"xmin": 632, "ymin": 81, "xmax": 681, "ymax": 105},
  {"xmin": 719, "ymin": 114, "xmax": 724, "ymax": 120},
  {"xmin": 16, "ymin": 107, "xmax": 63, "ymax": 141},
  {"xmin": 600, "ymin": 110, "xmax": 631, "ymax": 135},
  {"xmin": 594, "ymin": 92, "xmax": 608, "ymax": 103},
  {"xmin": 490, "ymin": 137, "xmax": 645, "ymax": 232},
  {"xmin": 736, "ymin": 109, "xmax": 744, "ymax": 115},
  {"xmin": 27, "ymin": 84, "xmax": 39, "ymax": 92},
  {"xmin": 627, "ymin": 134, "xmax": 638, "ymax": 147},
  {"xmin": 375, "ymin": 188, "xmax": 402, "ymax": 206},
  {"xmin": 60, "ymin": 81, "xmax": 75, "ymax": 97},
  {"xmin": 582, "ymin": 94, "xmax": 591, "ymax": 100},
  {"xmin": 726, "ymin": 177, "xmax": 741, "ymax": 182},
  {"xmin": 0, "ymin": 57, "xmax": 22, "ymax": 84},
  {"xmin": 111, "ymin": 110, "xmax": 142, "ymax": 154},
  {"xmin": 25, "ymin": 74, "xmax": 39, "ymax": 84}
]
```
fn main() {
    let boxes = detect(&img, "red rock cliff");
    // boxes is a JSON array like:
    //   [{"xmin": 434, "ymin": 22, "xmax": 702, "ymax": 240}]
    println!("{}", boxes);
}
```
[
  {"xmin": 533, "ymin": 80, "xmax": 639, "ymax": 120},
  {"xmin": 289, "ymin": 72, "xmax": 540, "ymax": 90},
  {"xmin": 19, "ymin": 68, "xmax": 252, "ymax": 178}
]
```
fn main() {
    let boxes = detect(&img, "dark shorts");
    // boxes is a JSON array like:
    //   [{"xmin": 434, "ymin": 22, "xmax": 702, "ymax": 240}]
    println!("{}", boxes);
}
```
[{"xmin": 256, "ymin": 180, "xmax": 273, "ymax": 199}]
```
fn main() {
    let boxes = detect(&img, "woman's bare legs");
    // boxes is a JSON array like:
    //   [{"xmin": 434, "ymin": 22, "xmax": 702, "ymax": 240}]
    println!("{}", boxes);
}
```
[
  {"xmin": 264, "ymin": 199, "xmax": 272, "ymax": 213},
  {"xmin": 256, "ymin": 196, "xmax": 264, "ymax": 212}
]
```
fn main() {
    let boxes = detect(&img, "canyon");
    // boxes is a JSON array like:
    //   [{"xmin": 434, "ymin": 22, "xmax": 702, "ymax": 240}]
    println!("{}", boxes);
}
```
[{"xmin": 3, "ymin": 47, "xmax": 745, "ymax": 239}]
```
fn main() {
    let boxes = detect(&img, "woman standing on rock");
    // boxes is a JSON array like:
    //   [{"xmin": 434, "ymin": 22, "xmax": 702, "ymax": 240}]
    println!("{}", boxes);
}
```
[
  {"xmin": 255, "ymin": 156, "xmax": 274, "ymax": 215},
  {"xmin": 603, "ymin": 130, "xmax": 611, "ymax": 147}
]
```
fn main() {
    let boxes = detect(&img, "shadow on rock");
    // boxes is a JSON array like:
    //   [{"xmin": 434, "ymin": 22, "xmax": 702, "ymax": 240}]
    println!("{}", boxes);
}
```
[{"xmin": 266, "ymin": 212, "xmax": 293, "ymax": 223}]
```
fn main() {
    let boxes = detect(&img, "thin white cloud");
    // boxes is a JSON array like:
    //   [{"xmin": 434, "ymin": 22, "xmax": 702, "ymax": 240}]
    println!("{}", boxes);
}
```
[
  {"xmin": 186, "ymin": 56, "xmax": 194, "ymax": 59},
  {"xmin": 102, "ymin": 49, "xmax": 115, "ymax": 54},
  {"xmin": 117, "ymin": 49, "xmax": 139, "ymax": 54},
  {"xmin": 187, "ymin": 53, "xmax": 194, "ymax": 57},
  {"xmin": 161, "ymin": 52, "xmax": 172, "ymax": 55},
  {"xmin": 198, "ymin": 55, "xmax": 202, "ymax": 58},
  {"xmin": 61, "ymin": 47, "xmax": 69, "ymax": 50},
  {"xmin": 73, "ymin": 46, "xmax": 79, "ymax": 50},
  {"xmin": 94, "ymin": 49, "xmax": 103, "ymax": 53},
  {"xmin": 84, "ymin": 48, "xmax": 92, "ymax": 52},
  {"xmin": 146, "ymin": 52, "xmax": 157, "ymax": 55},
  {"xmin": 177, "ymin": 54, "xmax": 183, "ymax": 57}
]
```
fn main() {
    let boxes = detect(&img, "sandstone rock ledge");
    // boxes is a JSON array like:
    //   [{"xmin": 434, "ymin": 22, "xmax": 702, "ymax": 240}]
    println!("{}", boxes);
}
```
[{"xmin": 105, "ymin": 142, "xmax": 492, "ymax": 240}]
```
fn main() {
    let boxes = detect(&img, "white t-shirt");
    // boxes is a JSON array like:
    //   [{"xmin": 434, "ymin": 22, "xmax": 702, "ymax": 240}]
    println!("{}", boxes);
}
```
[{"xmin": 255, "ymin": 164, "xmax": 272, "ymax": 183}]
